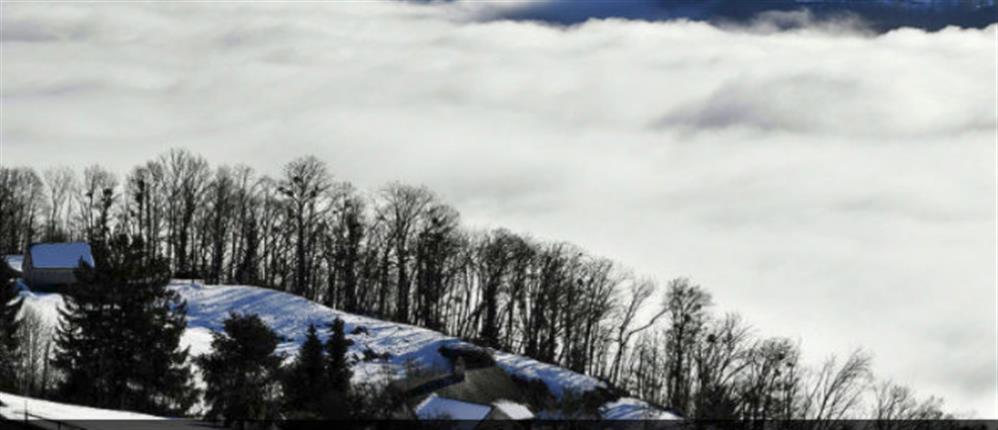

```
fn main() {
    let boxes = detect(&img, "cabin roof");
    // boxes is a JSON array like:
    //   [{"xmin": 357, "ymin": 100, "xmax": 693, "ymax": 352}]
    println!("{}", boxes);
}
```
[
  {"xmin": 3, "ymin": 255, "xmax": 23, "ymax": 273},
  {"xmin": 492, "ymin": 400, "xmax": 534, "ymax": 420},
  {"xmin": 28, "ymin": 242, "xmax": 94, "ymax": 269},
  {"xmin": 414, "ymin": 394, "xmax": 492, "ymax": 421}
]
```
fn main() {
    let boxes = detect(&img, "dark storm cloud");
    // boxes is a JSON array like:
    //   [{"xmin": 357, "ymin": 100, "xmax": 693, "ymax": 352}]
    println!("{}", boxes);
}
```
[{"xmin": 465, "ymin": 0, "xmax": 997, "ymax": 32}]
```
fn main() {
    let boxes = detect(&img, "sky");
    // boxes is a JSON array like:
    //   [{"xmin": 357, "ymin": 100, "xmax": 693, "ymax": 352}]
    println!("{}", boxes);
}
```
[{"xmin": 1, "ymin": 1, "xmax": 996, "ymax": 417}]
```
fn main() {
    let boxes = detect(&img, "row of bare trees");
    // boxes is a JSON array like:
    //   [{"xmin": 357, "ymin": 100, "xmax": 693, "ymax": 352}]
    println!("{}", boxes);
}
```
[{"xmin": 0, "ymin": 149, "xmax": 949, "ymax": 419}]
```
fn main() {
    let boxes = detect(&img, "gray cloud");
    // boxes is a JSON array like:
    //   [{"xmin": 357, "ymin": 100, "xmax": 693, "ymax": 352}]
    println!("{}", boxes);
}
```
[{"xmin": 1, "ymin": 1, "xmax": 995, "ymax": 417}]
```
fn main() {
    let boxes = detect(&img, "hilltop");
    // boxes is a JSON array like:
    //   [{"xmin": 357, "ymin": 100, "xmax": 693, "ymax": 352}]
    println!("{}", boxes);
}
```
[{"xmin": 5, "ymin": 280, "xmax": 678, "ymax": 422}]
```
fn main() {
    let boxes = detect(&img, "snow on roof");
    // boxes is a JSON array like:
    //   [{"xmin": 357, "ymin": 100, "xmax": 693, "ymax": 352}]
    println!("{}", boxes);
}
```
[
  {"xmin": 414, "ymin": 394, "xmax": 492, "ymax": 421},
  {"xmin": 4, "ymin": 255, "xmax": 23, "ymax": 273},
  {"xmin": 600, "ymin": 397, "xmax": 681, "ymax": 420},
  {"xmin": 28, "ymin": 243, "xmax": 94, "ymax": 269},
  {"xmin": 493, "ymin": 350, "xmax": 603, "ymax": 398},
  {"xmin": 492, "ymin": 400, "xmax": 534, "ymax": 420}
]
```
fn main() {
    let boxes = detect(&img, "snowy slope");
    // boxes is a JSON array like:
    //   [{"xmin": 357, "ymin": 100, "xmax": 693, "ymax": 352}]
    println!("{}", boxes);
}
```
[
  {"xmin": 0, "ymin": 392, "xmax": 214, "ymax": 430},
  {"xmin": 15, "ymin": 281, "xmax": 679, "ymax": 420},
  {"xmin": 0, "ymin": 391, "xmax": 162, "ymax": 420}
]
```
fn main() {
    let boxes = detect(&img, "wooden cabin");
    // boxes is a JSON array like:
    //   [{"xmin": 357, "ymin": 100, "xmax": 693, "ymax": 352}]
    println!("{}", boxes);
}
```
[{"xmin": 22, "ymin": 242, "xmax": 94, "ymax": 289}]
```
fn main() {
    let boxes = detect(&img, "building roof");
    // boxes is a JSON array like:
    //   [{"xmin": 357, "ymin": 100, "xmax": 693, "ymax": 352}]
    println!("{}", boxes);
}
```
[
  {"xmin": 492, "ymin": 400, "xmax": 534, "ymax": 420},
  {"xmin": 28, "ymin": 243, "xmax": 95, "ymax": 269},
  {"xmin": 406, "ymin": 366, "xmax": 527, "ymax": 407},
  {"xmin": 414, "ymin": 394, "xmax": 493, "ymax": 421},
  {"xmin": 3, "ymin": 255, "xmax": 23, "ymax": 273}
]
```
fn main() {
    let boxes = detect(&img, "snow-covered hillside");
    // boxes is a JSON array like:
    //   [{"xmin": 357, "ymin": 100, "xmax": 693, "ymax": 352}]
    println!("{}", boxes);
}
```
[
  {"xmin": 0, "ymin": 391, "xmax": 214, "ymax": 429},
  {"xmin": 14, "ymin": 281, "xmax": 678, "ymax": 421},
  {"xmin": 0, "ymin": 391, "xmax": 162, "ymax": 421}
]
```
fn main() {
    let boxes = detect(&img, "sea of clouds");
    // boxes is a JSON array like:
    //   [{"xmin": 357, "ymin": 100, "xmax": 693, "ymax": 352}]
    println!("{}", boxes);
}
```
[{"xmin": 1, "ymin": 1, "xmax": 995, "ymax": 417}]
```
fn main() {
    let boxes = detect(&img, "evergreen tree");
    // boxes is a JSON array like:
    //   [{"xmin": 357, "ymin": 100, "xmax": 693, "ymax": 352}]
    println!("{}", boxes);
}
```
[
  {"xmin": 52, "ymin": 234, "xmax": 197, "ymax": 415},
  {"xmin": 318, "ymin": 317, "xmax": 353, "ymax": 420},
  {"xmin": 282, "ymin": 322, "xmax": 327, "ymax": 419},
  {"xmin": 0, "ymin": 263, "xmax": 23, "ymax": 392},
  {"xmin": 199, "ymin": 312, "xmax": 284, "ymax": 426},
  {"xmin": 325, "ymin": 318, "xmax": 352, "ymax": 393}
]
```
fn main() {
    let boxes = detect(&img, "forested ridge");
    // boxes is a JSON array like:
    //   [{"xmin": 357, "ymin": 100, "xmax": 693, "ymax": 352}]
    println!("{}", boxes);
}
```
[{"xmin": 0, "ymin": 149, "xmax": 951, "ymax": 420}]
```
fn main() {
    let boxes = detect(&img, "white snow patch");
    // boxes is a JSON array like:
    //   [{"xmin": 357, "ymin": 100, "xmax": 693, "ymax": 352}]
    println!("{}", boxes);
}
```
[
  {"xmin": 493, "ymin": 350, "xmax": 604, "ymax": 398},
  {"xmin": 178, "ymin": 326, "xmax": 214, "ymax": 358},
  {"xmin": 171, "ymin": 281, "xmax": 457, "ymax": 383},
  {"xmin": 18, "ymin": 288, "xmax": 65, "ymax": 328},
  {"xmin": 600, "ymin": 397, "xmax": 681, "ymax": 420},
  {"xmin": 414, "ymin": 394, "xmax": 491, "ymax": 421},
  {"xmin": 4, "ymin": 255, "xmax": 23, "ymax": 273},
  {"xmin": 0, "ymin": 391, "xmax": 164, "ymax": 420},
  {"xmin": 492, "ymin": 400, "xmax": 533, "ymax": 420}
]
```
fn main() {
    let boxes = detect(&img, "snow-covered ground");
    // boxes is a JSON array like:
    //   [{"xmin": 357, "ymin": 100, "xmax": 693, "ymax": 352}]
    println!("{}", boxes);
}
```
[
  {"xmin": 14, "ymin": 280, "xmax": 679, "ymax": 420},
  {"xmin": 0, "ymin": 391, "xmax": 162, "ymax": 421},
  {"xmin": 0, "ymin": 392, "xmax": 211, "ymax": 430}
]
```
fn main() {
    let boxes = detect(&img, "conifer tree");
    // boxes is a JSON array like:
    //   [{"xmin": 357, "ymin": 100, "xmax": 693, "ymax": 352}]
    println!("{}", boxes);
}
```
[
  {"xmin": 52, "ymin": 234, "xmax": 198, "ymax": 415},
  {"xmin": 0, "ymin": 263, "xmax": 23, "ymax": 392},
  {"xmin": 325, "ymin": 318, "xmax": 352, "ymax": 393},
  {"xmin": 199, "ymin": 312, "xmax": 284, "ymax": 426},
  {"xmin": 283, "ymin": 322, "xmax": 327, "ymax": 419},
  {"xmin": 317, "ymin": 317, "xmax": 353, "ymax": 420}
]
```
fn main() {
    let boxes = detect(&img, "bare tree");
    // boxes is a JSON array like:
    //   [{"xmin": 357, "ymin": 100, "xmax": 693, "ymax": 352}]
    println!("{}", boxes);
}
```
[
  {"xmin": 377, "ymin": 182, "xmax": 433, "ymax": 323},
  {"xmin": 160, "ymin": 149, "xmax": 209, "ymax": 276},
  {"xmin": 663, "ymin": 277, "xmax": 712, "ymax": 413},
  {"xmin": 474, "ymin": 229, "xmax": 517, "ymax": 348},
  {"xmin": 78, "ymin": 165, "xmax": 117, "ymax": 242},
  {"xmin": 0, "ymin": 167, "xmax": 46, "ymax": 253},
  {"xmin": 231, "ymin": 166, "xmax": 263, "ymax": 286},
  {"xmin": 736, "ymin": 336, "xmax": 801, "ymax": 420},
  {"xmin": 413, "ymin": 203, "xmax": 461, "ymax": 331},
  {"xmin": 692, "ymin": 313, "xmax": 752, "ymax": 419},
  {"xmin": 42, "ymin": 167, "xmax": 76, "ymax": 242},
  {"xmin": 872, "ymin": 380, "xmax": 947, "ymax": 427},
  {"xmin": 17, "ymin": 307, "xmax": 54, "ymax": 397},
  {"xmin": 278, "ymin": 156, "xmax": 332, "ymax": 298},
  {"xmin": 124, "ymin": 162, "xmax": 168, "ymax": 258},
  {"xmin": 801, "ymin": 348, "xmax": 873, "ymax": 424},
  {"xmin": 609, "ymin": 276, "xmax": 667, "ymax": 386},
  {"xmin": 204, "ymin": 166, "xmax": 236, "ymax": 284},
  {"xmin": 570, "ymin": 256, "xmax": 618, "ymax": 376}
]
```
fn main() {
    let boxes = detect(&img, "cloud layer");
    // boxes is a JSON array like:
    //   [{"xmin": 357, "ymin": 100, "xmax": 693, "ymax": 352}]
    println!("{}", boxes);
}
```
[{"xmin": 1, "ymin": 2, "xmax": 995, "ymax": 416}]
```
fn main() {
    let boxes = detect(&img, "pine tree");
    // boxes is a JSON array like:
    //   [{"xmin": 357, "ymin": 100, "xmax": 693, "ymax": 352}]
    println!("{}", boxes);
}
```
[
  {"xmin": 0, "ymin": 263, "xmax": 23, "ymax": 392},
  {"xmin": 199, "ymin": 312, "xmax": 284, "ymax": 426},
  {"xmin": 52, "ymin": 234, "xmax": 198, "ymax": 415},
  {"xmin": 317, "ymin": 317, "xmax": 354, "ymax": 420},
  {"xmin": 325, "ymin": 318, "xmax": 352, "ymax": 393},
  {"xmin": 283, "ymin": 322, "xmax": 327, "ymax": 419}
]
